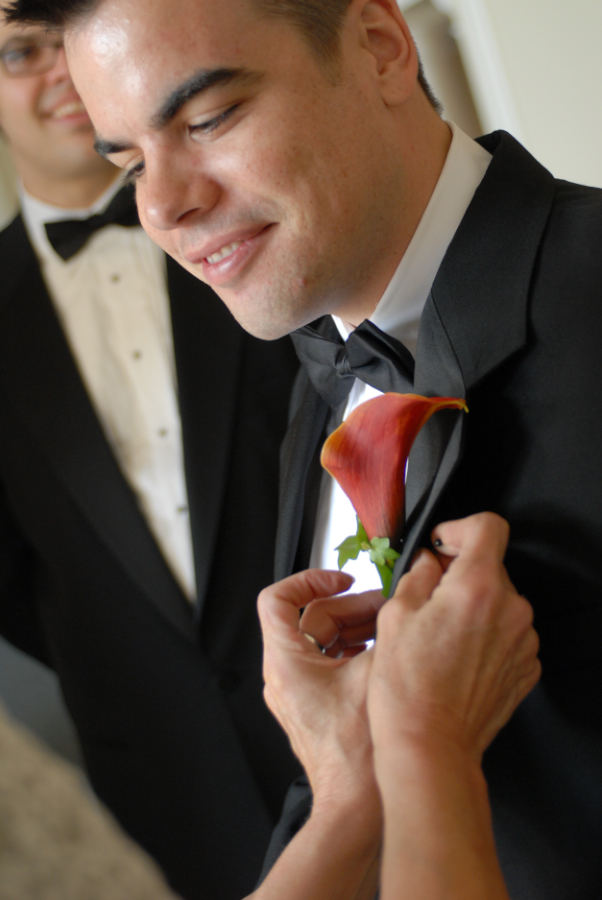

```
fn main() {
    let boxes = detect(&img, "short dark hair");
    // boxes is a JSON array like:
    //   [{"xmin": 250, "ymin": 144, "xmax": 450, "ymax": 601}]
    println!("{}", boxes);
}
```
[
  {"xmin": 4, "ymin": 0, "xmax": 442, "ymax": 111},
  {"xmin": 255, "ymin": 0, "xmax": 441, "ymax": 110},
  {"xmin": 3, "ymin": 0, "xmax": 95, "ymax": 27}
]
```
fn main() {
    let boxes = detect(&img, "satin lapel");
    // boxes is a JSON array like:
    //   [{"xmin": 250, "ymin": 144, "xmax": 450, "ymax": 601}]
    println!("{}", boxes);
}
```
[
  {"xmin": 167, "ymin": 257, "xmax": 243, "ymax": 616},
  {"xmin": 395, "ymin": 296, "xmax": 467, "ymax": 575},
  {"xmin": 274, "ymin": 369, "xmax": 330, "ymax": 582},
  {"xmin": 393, "ymin": 132, "xmax": 557, "ymax": 583},
  {"xmin": 0, "ymin": 217, "xmax": 195, "ymax": 641}
]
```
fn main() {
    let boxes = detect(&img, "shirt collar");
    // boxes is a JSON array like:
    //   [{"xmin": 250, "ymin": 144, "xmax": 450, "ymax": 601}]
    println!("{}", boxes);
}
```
[
  {"xmin": 20, "ymin": 174, "xmax": 126, "ymax": 263},
  {"xmin": 333, "ymin": 122, "xmax": 492, "ymax": 343}
]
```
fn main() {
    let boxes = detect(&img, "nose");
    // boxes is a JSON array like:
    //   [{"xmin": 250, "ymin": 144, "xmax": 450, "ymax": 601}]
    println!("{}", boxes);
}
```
[
  {"xmin": 45, "ymin": 45, "xmax": 71, "ymax": 85},
  {"xmin": 140, "ymin": 149, "xmax": 220, "ymax": 232}
]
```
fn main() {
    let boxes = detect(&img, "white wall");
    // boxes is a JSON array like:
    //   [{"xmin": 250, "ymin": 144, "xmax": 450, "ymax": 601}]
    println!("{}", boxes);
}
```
[
  {"xmin": 438, "ymin": 0, "xmax": 602, "ymax": 187},
  {"xmin": 403, "ymin": 0, "xmax": 482, "ymax": 137}
]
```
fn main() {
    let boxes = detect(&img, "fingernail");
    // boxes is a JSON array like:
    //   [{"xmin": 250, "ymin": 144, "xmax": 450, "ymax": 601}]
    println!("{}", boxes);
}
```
[{"xmin": 302, "ymin": 633, "xmax": 326, "ymax": 653}]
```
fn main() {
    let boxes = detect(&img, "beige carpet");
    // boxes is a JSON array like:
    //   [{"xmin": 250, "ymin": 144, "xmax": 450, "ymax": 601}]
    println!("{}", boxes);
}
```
[{"xmin": 0, "ymin": 701, "xmax": 179, "ymax": 900}]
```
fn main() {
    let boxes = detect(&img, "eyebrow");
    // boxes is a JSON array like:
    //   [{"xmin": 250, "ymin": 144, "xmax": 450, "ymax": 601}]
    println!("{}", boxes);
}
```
[{"xmin": 94, "ymin": 66, "xmax": 261, "ymax": 159}]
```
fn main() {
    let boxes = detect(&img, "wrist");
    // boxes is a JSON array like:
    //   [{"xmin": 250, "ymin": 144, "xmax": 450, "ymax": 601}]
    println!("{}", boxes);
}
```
[
  {"xmin": 374, "ymin": 730, "xmax": 487, "ymax": 806},
  {"xmin": 310, "ymin": 782, "xmax": 382, "ymax": 856},
  {"xmin": 373, "ymin": 736, "xmax": 508, "ymax": 900}
]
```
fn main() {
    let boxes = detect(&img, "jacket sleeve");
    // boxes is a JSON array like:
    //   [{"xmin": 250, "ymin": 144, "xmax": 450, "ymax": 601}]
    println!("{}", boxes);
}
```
[{"xmin": 255, "ymin": 774, "xmax": 313, "ymax": 886}]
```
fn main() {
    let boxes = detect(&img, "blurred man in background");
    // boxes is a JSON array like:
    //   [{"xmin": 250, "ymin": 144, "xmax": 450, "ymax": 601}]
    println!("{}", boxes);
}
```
[{"xmin": 0, "ymin": 16, "xmax": 299, "ymax": 900}]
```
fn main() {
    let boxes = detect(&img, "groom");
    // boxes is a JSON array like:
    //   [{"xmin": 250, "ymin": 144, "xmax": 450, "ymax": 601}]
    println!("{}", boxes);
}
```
[{"xmin": 6, "ymin": 0, "xmax": 602, "ymax": 896}]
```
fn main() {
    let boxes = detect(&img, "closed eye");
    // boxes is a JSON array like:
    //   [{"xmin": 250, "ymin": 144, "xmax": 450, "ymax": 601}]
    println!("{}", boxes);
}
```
[
  {"xmin": 190, "ymin": 104, "xmax": 240, "ymax": 138},
  {"xmin": 124, "ymin": 160, "xmax": 146, "ymax": 184}
]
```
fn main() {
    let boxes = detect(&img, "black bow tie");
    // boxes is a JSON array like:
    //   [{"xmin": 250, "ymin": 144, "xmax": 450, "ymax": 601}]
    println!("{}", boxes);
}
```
[
  {"xmin": 45, "ymin": 184, "xmax": 140, "ymax": 260},
  {"xmin": 291, "ymin": 318, "xmax": 415, "ymax": 409}
]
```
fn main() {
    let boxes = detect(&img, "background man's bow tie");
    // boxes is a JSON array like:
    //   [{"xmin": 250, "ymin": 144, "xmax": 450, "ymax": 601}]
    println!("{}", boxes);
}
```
[
  {"xmin": 291, "ymin": 318, "xmax": 415, "ymax": 409},
  {"xmin": 45, "ymin": 184, "xmax": 140, "ymax": 261}
]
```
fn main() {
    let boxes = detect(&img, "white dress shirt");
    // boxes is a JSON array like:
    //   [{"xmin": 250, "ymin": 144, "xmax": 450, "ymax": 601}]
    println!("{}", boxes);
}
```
[
  {"xmin": 309, "ymin": 123, "xmax": 492, "ymax": 593},
  {"xmin": 20, "ymin": 179, "xmax": 197, "ymax": 601}
]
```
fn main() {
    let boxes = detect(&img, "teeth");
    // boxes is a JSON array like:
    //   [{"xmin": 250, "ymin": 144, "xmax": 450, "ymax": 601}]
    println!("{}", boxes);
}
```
[
  {"xmin": 207, "ymin": 241, "xmax": 243, "ymax": 265},
  {"xmin": 51, "ymin": 101, "xmax": 86, "ymax": 118}
]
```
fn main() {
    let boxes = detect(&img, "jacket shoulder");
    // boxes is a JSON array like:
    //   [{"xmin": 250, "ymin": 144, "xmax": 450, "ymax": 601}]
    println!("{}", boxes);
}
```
[{"xmin": 537, "ymin": 178, "xmax": 602, "ymax": 293}]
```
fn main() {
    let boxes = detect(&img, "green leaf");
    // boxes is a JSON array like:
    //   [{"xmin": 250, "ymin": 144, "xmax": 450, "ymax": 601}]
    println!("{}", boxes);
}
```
[
  {"xmin": 335, "ymin": 534, "xmax": 361, "ymax": 570},
  {"xmin": 374, "ymin": 561, "xmax": 393, "ymax": 596},
  {"xmin": 382, "ymin": 547, "xmax": 401, "ymax": 563},
  {"xmin": 368, "ymin": 536, "xmax": 400, "ymax": 569},
  {"xmin": 356, "ymin": 518, "xmax": 369, "ymax": 545},
  {"xmin": 370, "ymin": 537, "xmax": 391, "ymax": 554},
  {"xmin": 368, "ymin": 546, "xmax": 386, "ymax": 567},
  {"xmin": 334, "ymin": 518, "xmax": 400, "ymax": 595}
]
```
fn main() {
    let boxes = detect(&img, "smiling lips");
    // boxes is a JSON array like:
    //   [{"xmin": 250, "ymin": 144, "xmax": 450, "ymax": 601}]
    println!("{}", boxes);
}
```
[
  {"xmin": 47, "ymin": 99, "xmax": 89, "ymax": 120},
  {"xmin": 206, "ymin": 240, "xmax": 243, "ymax": 264},
  {"xmin": 183, "ymin": 223, "xmax": 273, "ymax": 286}
]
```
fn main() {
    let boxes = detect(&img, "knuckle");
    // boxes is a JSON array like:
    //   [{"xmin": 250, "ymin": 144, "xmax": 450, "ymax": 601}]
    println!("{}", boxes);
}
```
[
  {"xmin": 471, "ymin": 511, "xmax": 509, "ymax": 549},
  {"xmin": 263, "ymin": 684, "xmax": 278, "ymax": 717},
  {"xmin": 452, "ymin": 565, "xmax": 498, "ymax": 612},
  {"xmin": 511, "ymin": 593, "xmax": 535, "ymax": 632},
  {"xmin": 256, "ymin": 585, "xmax": 273, "ymax": 617},
  {"xmin": 256, "ymin": 589, "xmax": 267, "ymax": 616},
  {"xmin": 376, "ymin": 597, "xmax": 404, "ymax": 632}
]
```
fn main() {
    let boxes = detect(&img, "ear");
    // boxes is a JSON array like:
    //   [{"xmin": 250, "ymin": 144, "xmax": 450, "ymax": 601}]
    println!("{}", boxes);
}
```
[{"xmin": 356, "ymin": 0, "xmax": 419, "ymax": 106}]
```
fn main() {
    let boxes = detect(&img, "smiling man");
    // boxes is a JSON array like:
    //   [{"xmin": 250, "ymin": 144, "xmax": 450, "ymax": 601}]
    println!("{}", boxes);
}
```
[
  {"xmin": 75, "ymin": 0, "xmax": 450, "ymax": 340},
  {"xmin": 5, "ymin": 0, "xmax": 602, "ymax": 898},
  {"xmin": 0, "ymin": 10, "xmax": 301, "ymax": 900}
]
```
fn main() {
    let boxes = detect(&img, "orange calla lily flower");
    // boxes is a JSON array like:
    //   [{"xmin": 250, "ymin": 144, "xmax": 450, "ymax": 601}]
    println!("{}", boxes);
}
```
[{"xmin": 321, "ymin": 392, "xmax": 468, "ymax": 546}]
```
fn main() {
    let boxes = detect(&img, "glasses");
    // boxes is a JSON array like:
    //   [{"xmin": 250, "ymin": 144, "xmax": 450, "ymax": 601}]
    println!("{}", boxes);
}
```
[{"xmin": 0, "ymin": 33, "xmax": 64, "ymax": 78}]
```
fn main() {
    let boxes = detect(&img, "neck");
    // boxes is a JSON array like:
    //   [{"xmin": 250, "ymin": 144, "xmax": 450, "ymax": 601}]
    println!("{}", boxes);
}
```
[
  {"xmin": 20, "ymin": 166, "xmax": 120, "ymax": 210},
  {"xmin": 333, "ymin": 112, "xmax": 452, "ymax": 328}
]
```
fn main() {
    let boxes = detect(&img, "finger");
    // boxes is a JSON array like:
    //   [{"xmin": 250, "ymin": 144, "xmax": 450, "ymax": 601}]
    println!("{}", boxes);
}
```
[
  {"xmin": 390, "ymin": 549, "xmax": 443, "ymax": 611},
  {"xmin": 431, "ymin": 512, "xmax": 510, "ymax": 565},
  {"xmin": 340, "ymin": 644, "xmax": 369, "ymax": 659},
  {"xmin": 258, "ymin": 569, "xmax": 355, "ymax": 639},
  {"xmin": 323, "ymin": 621, "xmax": 378, "ymax": 657},
  {"xmin": 299, "ymin": 589, "xmax": 385, "ymax": 649}
]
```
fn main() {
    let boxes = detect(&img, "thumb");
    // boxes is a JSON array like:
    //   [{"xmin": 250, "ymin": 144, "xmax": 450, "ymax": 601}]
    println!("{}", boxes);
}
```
[{"xmin": 390, "ymin": 549, "xmax": 443, "ymax": 611}]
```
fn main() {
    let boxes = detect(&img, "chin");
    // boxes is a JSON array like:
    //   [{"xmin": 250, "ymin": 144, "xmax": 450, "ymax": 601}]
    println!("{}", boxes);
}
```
[
  {"xmin": 231, "ymin": 311, "xmax": 292, "ymax": 342},
  {"xmin": 231, "ymin": 298, "xmax": 318, "ymax": 342}
]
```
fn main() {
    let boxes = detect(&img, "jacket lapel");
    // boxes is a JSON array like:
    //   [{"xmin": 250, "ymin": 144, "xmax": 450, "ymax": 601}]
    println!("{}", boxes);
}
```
[
  {"xmin": 393, "ymin": 131, "xmax": 557, "ymax": 582},
  {"xmin": 274, "ymin": 368, "xmax": 330, "ymax": 582},
  {"xmin": 0, "ymin": 217, "xmax": 195, "ymax": 641}
]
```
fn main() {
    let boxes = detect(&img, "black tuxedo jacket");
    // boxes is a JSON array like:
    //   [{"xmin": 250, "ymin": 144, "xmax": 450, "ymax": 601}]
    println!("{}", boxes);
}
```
[
  {"xmin": 0, "ymin": 215, "xmax": 302, "ymax": 900},
  {"xmin": 269, "ymin": 132, "xmax": 602, "ymax": 898}
]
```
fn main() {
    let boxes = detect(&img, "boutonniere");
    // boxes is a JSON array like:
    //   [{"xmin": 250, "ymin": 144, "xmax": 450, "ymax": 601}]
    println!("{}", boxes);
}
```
[{"xmin": 321, "ymin": 392, "xmax": 468, "ymax": 595}]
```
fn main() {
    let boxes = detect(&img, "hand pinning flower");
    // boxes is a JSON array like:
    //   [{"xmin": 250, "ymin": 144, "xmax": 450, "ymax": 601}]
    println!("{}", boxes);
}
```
[{"xmin": 321, "ymin": 393, "xmax": 468, "ymax": 594}]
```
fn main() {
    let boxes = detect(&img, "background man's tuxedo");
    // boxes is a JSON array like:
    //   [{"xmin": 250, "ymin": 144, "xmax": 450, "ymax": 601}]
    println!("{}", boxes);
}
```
[
  {"xmin": 270, "ymin": 132, "xmax": 602, "ymax": 898},
  {"xmin": 0, "ymin": 215, "xmax": 301, "ymax": 900}
]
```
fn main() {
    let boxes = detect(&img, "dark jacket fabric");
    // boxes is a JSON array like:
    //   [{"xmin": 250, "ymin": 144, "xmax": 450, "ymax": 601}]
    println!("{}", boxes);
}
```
[
  {"xmin": 269, "ymin": 132, "xmax": 602, "ymax": 899},
  {"xmin": 0, "ymin": 216, "xmax": 302, "ymax": 900}
]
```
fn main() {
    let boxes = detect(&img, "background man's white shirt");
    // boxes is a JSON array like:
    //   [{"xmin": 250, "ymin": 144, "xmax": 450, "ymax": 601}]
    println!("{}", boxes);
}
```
[
  {"xmin": 21, "ymin": 180, "xmax": 196, "ymax": 601},
  {"xmin": 310, "ymin": 124, "xmax": 492, "ymax": 592}
]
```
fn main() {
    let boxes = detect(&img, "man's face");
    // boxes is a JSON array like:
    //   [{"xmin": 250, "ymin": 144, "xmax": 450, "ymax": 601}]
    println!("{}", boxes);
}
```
[
  {"xmin": 67, "ymin": 0, "xmax": 405, "ymax": 338},
  {"xmin": 0, "ymin": 18, "xmax": 109, "ymax": 190}
]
